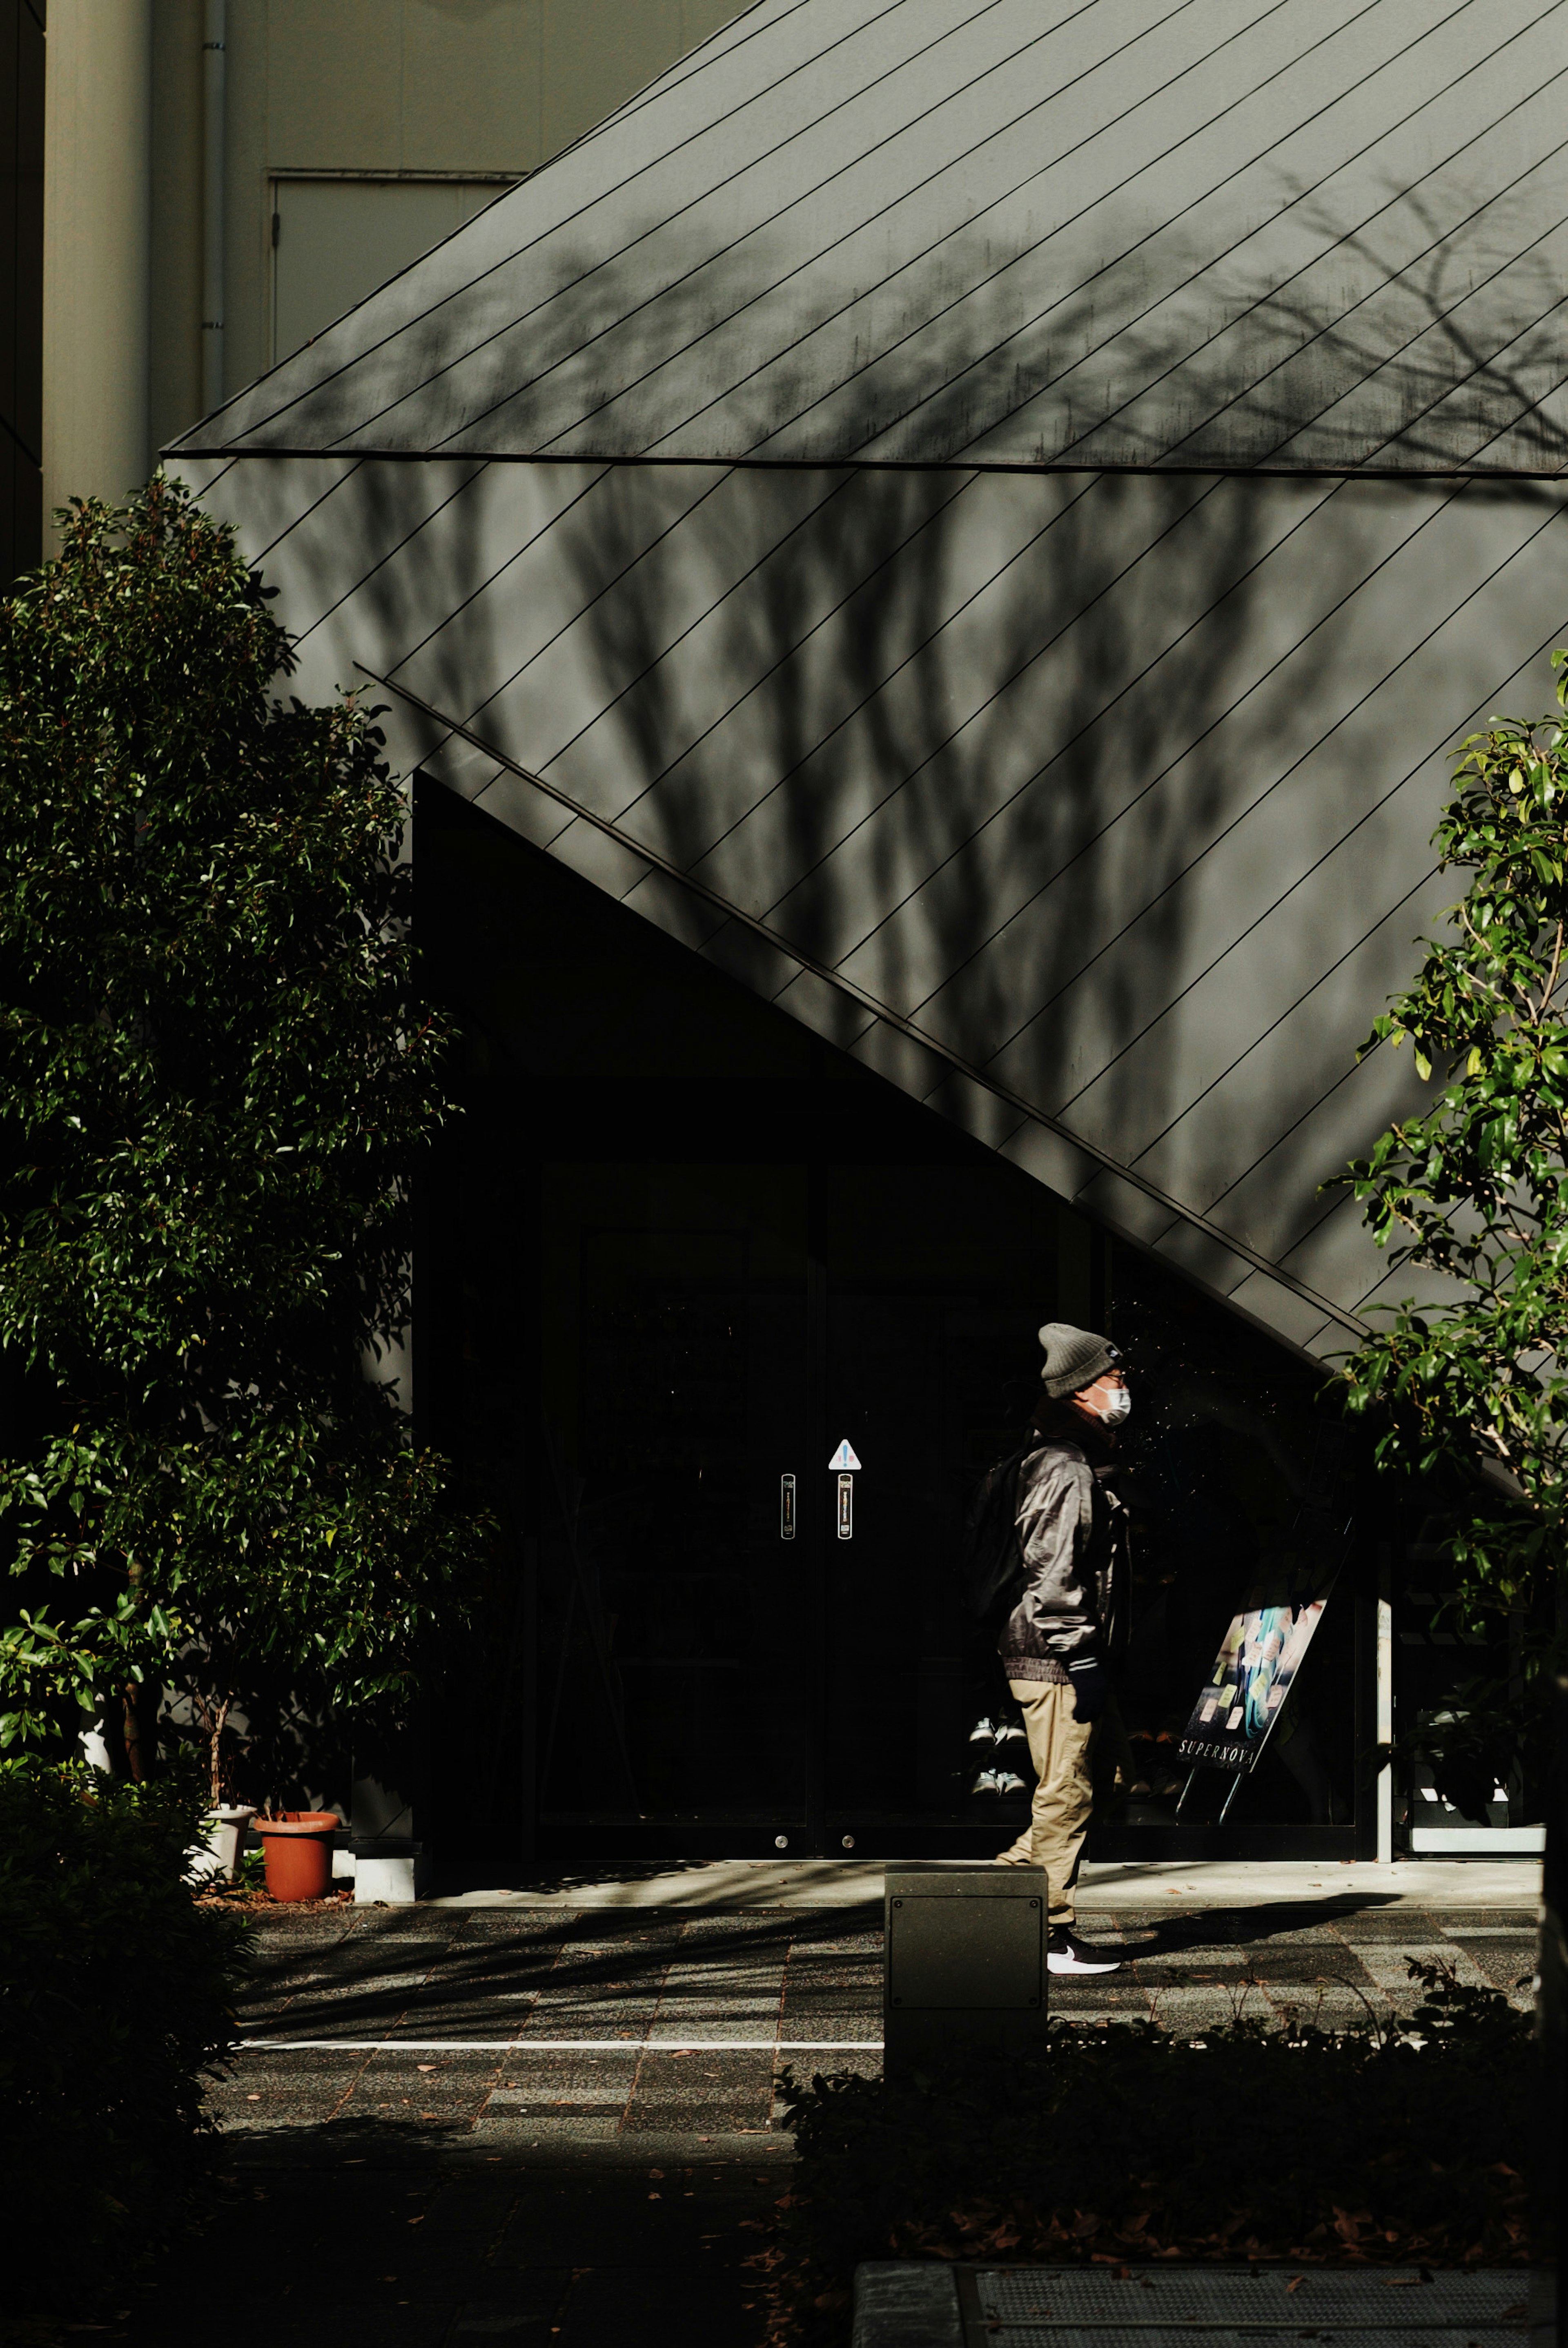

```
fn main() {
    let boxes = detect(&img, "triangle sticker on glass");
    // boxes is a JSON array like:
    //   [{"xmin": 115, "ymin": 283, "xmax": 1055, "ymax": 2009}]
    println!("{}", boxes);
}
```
[{"xmin": 829, "ymin": 1439, "xmax": 862, "ymax": 1471}]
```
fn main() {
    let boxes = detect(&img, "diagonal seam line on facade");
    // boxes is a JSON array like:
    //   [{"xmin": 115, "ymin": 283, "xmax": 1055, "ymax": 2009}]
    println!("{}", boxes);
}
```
[
  {"xmin": 638, "ymin": 0, "xmax": 1441, "ymax": 463},
  {"xmin": 245, "ymin": 455, "xmax": 364, "ymax": 566},
  {"xmin": 373, "ymin": 467, "xmax": 615, "ymax": 677},
  {"xmin": 189, "ymin": 0, "xmax": 1019, "ymax": 452},
  {"xmin": 371, "ymin": 0, "xmax": 1212, "ymax": 461},
  {"xmin": 895, "ymin": 476, "xmax": 1462, "ymax": 1062},
  {"xmin": 469, "ymin": 467, "xmax": 869, "ymax": 757},
  {"xmin": 442, "ymin": 0, "xmax": 1123, "ymax": 461},
  {"xmin": 288, "ymin": 460, "xmax": 490, "ymax": 647},
  {"xmin": 511, "ymin": 0, "xmax": 1298, "ymax": 463},
  {"xmin": 1045, "ymin": 495, "xmax": 1568, "ymax": 1126},
  {"xmin": 715, "ymin": 0, "xmax": 1505, "ymax": 469},
  {"xmin": 372, "ymin": 0, "xmax": 1191, "ymax": 462},
  {"xmin": 1045, "ymin": 52, "xmax": 1568, "ymax": 471},
  {"xmin": 1134, "ymin": 605, "xmax": 1568, "ymax": 1240},
  {"xmin": 538, "ymin": 108, "xmax": 1568, "ymax": 869},
  {"xmin": 403, "ymin": 468, "xmax": 746, "ymax": 724},
  {"xmin": 571, "ymin": 469, "xmax": 1177, "ymax": 853},
  {"xmin": 760, "ymin": 475, "xmax": 1348, "ymax": 982},
  {"xmin": 882, "ymin": 8, "xmax": 1568, "ymax": 466},
  {"xmin": 363, "ymin": 661, "xmax": 1370, "ymax": 1338}
]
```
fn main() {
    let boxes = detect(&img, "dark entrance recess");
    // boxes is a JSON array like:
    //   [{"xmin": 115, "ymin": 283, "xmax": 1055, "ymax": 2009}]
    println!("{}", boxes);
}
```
[{"xmin": 420, "ymin": 785, "xmax": 1376, "ymax": 1866}]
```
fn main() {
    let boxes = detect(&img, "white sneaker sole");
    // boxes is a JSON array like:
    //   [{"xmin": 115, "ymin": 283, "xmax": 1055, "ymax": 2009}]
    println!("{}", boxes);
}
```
[{"xmin": 1047, "ymin": 1950, "xmax": 1123, "ymax": 1975}]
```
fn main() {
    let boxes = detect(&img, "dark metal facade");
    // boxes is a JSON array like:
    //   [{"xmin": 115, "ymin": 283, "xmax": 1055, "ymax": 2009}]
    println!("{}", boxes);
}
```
[{"xmin": 170, "ymin": 0, "xmax": 1568, "ymax": 1361}]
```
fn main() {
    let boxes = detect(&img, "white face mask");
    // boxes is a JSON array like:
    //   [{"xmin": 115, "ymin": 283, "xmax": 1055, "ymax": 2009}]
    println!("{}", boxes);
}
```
[{"xmin": 1098, "ymin": 1385, "xmax": 1132, "ymax": 1426}]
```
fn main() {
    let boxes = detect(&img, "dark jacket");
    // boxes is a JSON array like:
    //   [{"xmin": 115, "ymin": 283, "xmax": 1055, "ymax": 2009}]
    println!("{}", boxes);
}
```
[{"xmin": 998, "ymin": 1421, "xmax": 1129, "ymax": 1685}]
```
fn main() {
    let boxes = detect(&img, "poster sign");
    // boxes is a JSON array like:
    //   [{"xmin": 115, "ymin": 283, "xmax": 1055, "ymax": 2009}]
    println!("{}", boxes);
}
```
[{"xmin": 1177, "ymin": 1551, "xmax": 1339, "ymax": 1774}]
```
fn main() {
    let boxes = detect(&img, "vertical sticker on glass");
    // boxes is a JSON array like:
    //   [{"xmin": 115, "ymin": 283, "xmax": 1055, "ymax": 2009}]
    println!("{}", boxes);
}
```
[
  {"xmin": 837, "ymin": 1472, "xmax": 853, "ymax": 1541},
  {"xmin": 780, "ymin": 1472, "xmax": 796, "ymax": 1541}
]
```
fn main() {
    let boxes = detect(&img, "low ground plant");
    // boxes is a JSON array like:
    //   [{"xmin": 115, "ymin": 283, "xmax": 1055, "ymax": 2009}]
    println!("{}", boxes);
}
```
[
  {"xmin": 768, "ymin": 1965, "xmax": 1533, "ymax": 2346},
  {"xmin": 0, "ymin": 1764, "xmax": 249, "ymax": 2325}
]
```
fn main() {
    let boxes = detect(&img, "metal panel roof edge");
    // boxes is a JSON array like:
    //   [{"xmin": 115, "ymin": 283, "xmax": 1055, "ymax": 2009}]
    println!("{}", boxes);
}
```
[
  {"xmin": 371, "ymin": 662, "xmax": 1371, "ymax": 1354},
  {"xmin": 159, "ymin": 446, "xmax": 1568, "ymax": 483}
]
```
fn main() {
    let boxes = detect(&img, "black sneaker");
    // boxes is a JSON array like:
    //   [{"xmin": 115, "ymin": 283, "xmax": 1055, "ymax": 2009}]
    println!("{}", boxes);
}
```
[{"xmin": 1047, "ymin": 1928, "xmax": 1122, "ymax": 1976}]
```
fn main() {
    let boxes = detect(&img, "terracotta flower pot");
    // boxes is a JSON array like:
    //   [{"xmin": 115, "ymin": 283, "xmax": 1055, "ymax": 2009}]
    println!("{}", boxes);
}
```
[{"xmin": 253, "ymin": 1811, "xmax": 340, "ymax": 1902}]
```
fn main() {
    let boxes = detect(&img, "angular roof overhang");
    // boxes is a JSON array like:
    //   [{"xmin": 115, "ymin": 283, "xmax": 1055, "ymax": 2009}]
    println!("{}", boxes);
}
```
[{"xmin": 167, "ymin": 0, "xmax": 1568, "ymax": 1362}]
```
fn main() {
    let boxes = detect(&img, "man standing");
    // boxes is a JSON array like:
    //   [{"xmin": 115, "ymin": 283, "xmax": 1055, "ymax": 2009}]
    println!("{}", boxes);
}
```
[{"xmin": 995, "ymin": 1321, "xmax": 1131, "ymax": 1976}]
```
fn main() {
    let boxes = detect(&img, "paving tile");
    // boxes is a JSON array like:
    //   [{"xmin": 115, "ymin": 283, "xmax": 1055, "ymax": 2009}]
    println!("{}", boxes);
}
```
[
  {"xmin": 490, "ymin": 2084, "xmax": 629, "ymax": 2110},
  {"xmin": 1352, "ymin": 1941, "xmax": 1492, "ymax": 1995},
  {"xmin": 1458, "ymin": 1943, "xmax": 1537, "ymax": 1997},
  {"xmin": 1218, "ymin": 1949, "xmax": 1376, "ymax": 1985}
]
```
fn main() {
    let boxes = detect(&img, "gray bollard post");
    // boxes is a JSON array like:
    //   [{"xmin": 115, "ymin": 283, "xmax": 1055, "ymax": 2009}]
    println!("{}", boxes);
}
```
[{"xmin": 883, "ymin": 1863, "xmax": 1049, "ymax": 2074}]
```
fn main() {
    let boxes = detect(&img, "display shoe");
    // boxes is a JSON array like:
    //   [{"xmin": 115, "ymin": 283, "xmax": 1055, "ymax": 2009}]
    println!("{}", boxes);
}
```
[
  {"xmin": 991, "ymin": 1718, "xmax": 1029, "ymax": 1750},
  {"xmin": 967, "ymin": 1717, "xmax": 998, "ymax": 1747},
  {"xmin": 967, "ymin": 1767, "xmax": 1004, "ymax": 1796},
  {"xmin": 991, "ymin": 1769, "xmax": 1028, "ymax": 1796},
  {"xmin": 1047, "ymin": 1929, "xmax": 1123, "ymax": 1976}
]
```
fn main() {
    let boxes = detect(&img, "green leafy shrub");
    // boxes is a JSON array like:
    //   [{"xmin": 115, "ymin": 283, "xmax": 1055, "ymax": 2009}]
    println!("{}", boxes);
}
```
[
  {"xmin": 1340, "ymin": 652, "xmax": 1568, "ymax": 1797},
  {"xmin": 0, "ymin": 1764, "xmax": 249, "ymax": 2320},
  {"xmin": 772, "ymin": 1969, "xmax": 1533, "ymax": 2345},
  {"xmin": 0, "ymin": 476, "xmax": 490, "ymax": 1791}
]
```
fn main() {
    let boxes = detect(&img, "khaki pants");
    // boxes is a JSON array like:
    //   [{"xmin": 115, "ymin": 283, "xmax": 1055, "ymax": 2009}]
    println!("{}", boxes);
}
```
[{"xmin": 997, "ymin": 1678, "xmax": 1132, "ymax": 1927}]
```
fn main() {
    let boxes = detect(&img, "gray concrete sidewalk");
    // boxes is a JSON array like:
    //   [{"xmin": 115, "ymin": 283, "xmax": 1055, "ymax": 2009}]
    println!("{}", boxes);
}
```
[
  {"xmin": 124, "ymin": 1884, "xmax": 1534, "ymax": 2348},
  {"xmin": 218, "ymin": 1887, "xmax": 1537, "ymax": 2146},
  {"xmin": 426, "ymin": 1856, "xmax": 1544, "ymax": 1910}
]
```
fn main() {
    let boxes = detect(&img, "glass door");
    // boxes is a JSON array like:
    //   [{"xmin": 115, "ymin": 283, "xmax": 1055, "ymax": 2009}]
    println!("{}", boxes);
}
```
[
  {"xmin": 535, "ymin": 1163, "xmax": 816, "ymax": 1856},
  {"xmin": 821, "ymin": 1163, "xmax": 1056, "ymax": 1852}
]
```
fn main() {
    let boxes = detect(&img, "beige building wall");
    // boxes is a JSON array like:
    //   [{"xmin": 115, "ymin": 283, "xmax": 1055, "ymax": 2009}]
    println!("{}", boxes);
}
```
[
  {"xmin": 43, "ymin": 0, "xmax": 748, "ymax": 519},
  {"xmin": 42, "ymin": 0, "xmax": 154, "ymax": 521},
  {"xmin": 145, "ymin": 0, "xmax": 751, "ymax": 471}
]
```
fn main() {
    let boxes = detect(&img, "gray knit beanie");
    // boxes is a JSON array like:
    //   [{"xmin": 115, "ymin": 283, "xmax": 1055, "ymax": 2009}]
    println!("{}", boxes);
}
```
[{"xmin": 1038, "ymin": 1321, "xmax": 1123, "ymax": 1399}]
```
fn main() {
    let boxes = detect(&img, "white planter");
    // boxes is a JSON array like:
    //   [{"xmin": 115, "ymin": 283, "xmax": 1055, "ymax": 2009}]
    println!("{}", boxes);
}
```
[
  {"xmin": 188, "ymin": 1804, "xmax": 257, "ymax": 1883},
  {"xmin": 353, "ymin": 1841, "xmax": 430, "ymax": 1904}
]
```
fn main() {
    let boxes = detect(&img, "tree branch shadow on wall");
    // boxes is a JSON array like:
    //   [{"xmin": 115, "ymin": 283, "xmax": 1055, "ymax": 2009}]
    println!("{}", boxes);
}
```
[{"xmin": 273, "ymin": 179, "xmax": 1568, "ymax": 1297}]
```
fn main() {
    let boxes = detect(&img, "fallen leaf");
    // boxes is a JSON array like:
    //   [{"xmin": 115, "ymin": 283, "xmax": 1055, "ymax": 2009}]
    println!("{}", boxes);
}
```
[{"xmin": 1286, "ymin": 2279, "xmax": 1304, "ymax": 2295}]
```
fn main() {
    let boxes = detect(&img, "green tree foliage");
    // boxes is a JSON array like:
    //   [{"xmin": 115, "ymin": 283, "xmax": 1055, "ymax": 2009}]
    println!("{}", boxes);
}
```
[
  {"xmin": 0, "ymin": 1764, "xmax": 249, "ymax": 2320},
  {"xmin": 0, "ymin": 478, "xmax": 484, "ymax": 1788},
  {"xmin": 1340, "ymin": 653, "xmax": 1568, "ymax": 1802}
]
